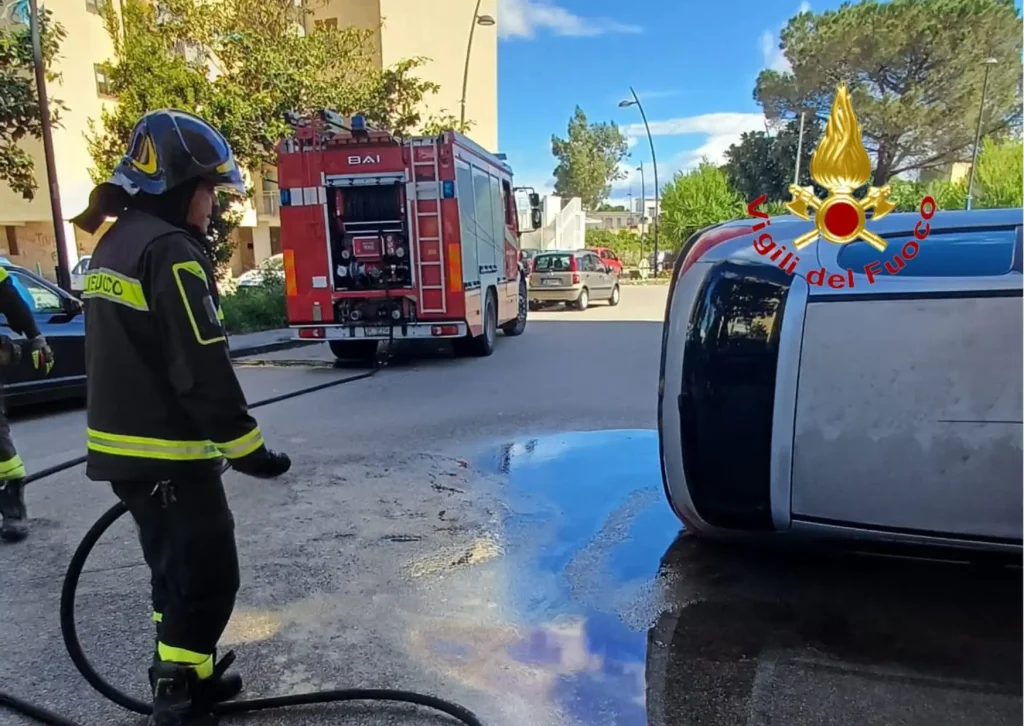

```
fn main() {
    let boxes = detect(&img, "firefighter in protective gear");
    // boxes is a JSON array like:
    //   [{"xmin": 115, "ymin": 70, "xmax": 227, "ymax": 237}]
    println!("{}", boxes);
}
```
[
  {"xmin": 72, "ymin": 109, "xmax": 290, "ymax": 726},
  {"xmin": 0, "ymin": 267, "xmax": 54, "ymax": 543}
]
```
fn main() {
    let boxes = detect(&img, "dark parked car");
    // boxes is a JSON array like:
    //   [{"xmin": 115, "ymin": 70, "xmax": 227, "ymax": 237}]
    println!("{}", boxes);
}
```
[{"xmin": 0, "ymin": 259, "xmax": 85, "ymax": 407}]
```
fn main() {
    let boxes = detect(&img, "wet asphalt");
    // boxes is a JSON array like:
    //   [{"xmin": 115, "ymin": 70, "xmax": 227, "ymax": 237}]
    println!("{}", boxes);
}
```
[{"xmin": 0, "ymin": 286, "xmax": 1020, "ymax": 726}]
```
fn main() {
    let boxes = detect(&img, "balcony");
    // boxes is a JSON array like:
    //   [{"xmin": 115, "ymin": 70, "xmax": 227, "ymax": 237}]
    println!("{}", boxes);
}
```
[{"xmin": 259, "ymin": 191, "xmax": 280, "ymax": 217}]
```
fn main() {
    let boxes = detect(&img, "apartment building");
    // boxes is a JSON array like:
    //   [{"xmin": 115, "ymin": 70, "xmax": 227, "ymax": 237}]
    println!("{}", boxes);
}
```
[{"xmin": 0, "ymin": 0, "xmax": 498, "ymax": 281}]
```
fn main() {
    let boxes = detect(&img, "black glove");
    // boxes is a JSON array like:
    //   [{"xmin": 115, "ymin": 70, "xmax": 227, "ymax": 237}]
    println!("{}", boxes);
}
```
[
  {"xmin": 25, "ymin": 335, "xmax": 54, "ymax": 376},
  {"xmin": 231, "ymin": 446, "xmax": 291, "ymax": 479}
]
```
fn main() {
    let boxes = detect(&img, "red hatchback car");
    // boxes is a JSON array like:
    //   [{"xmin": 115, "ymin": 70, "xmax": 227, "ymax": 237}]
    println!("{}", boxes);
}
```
[{"xmin": 586, "ymin": 247, "xmax": 623, "ymax": 275}]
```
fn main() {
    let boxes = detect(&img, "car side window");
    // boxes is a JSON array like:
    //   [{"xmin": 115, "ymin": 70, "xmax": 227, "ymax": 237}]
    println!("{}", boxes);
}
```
[
  {"xmin": 580, "ymin": 255, "xmax": 595, "ymax": 272},
  {"xmin": 837, "ymin": 227, "xmax": 1018, "ymax": 277},
  {"xmin": 608, "ymin": 251, "xmax": 619, "ymax": 261},
  {"xmin": 11, "ymin": 270, "xmax": 63, "ymax": 314}
]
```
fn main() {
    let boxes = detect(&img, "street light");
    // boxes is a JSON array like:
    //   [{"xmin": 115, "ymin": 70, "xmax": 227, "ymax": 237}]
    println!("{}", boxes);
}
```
[
  {"xmin": 459, "ymin": 0, "xmax": 495, "ymax": 128},
  {"xmin": 10, "ymin": 0, "xmax": 72, "ymax": 290},
  {"xmin": 965, "ymin": 57, "xmax": 999, "ymax": 211},
  {"xmin": 619, "ymin": 88, "xmax": 660, "ymax": 274},
  {"xmin": 636, "ymin": 162, "xmax": 646, "ymax": 262}
]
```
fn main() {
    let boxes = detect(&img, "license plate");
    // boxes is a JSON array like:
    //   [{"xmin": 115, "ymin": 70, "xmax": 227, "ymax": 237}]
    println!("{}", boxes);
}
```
[
  {"xmin": 364, "ymin": 326, "xmax": 390, "ymax": 336},
  {"xmin": 543, "ymin": 278, "xmax": 562, "ymax": 286}
]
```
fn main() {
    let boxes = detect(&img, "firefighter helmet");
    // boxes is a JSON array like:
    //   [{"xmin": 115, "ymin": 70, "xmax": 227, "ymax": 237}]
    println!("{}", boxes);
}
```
[{"xmin": 109, "ymin": 109, "xmax": 246, "ymax": 197}]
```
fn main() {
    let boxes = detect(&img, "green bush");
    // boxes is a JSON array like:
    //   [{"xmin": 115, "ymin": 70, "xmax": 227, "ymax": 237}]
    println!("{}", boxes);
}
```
[{"xmin": 220, "ymin": 276, "xmax": 287, "ymax": 334}]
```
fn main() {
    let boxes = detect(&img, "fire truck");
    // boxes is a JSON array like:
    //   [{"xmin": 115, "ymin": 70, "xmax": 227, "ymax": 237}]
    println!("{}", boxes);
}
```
[{"xmin": 277, "ymin": 111, "xmax": 542, "ymax": 362}]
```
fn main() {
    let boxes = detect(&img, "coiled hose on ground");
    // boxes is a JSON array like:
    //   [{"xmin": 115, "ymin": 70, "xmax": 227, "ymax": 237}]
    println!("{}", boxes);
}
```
[{"xmin": 0, "ymin": 342, "xmax": 488, "ymax": 725}]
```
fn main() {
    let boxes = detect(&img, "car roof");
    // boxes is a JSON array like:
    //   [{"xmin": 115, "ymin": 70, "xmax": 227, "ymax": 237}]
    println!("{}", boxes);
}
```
[{"xmin": 718, "ymin": 207, "xmax": 1023, "ymax": 239}]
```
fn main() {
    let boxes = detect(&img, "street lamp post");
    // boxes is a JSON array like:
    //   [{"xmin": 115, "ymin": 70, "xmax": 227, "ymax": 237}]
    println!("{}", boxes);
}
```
[
  {"xmin": 459, "ymin": 0, "xmax": 495, "ymax": 129},
  {"xmin": 636, "ymin": 162, "xmax": 645, "ymax": 262},
  {"xmin": 619, "ymin": 88, "xmax": 659, "ymax": 274},
  {"xmin": 965, "ymin": 57, "xmax": 999, "ymax": 211},
  {"xmin": 23, "ymin": 0, "xmax": 71, "ymax": 290}
]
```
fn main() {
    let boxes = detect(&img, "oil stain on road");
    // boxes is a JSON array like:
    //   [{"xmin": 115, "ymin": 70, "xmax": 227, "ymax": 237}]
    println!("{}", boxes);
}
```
[{"xmin": 404, "ymin": 430, "xmax": 1021, "ymax": 726}]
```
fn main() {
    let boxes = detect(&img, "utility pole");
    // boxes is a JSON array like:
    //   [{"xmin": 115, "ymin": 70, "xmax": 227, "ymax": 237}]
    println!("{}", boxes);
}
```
[
  {"xmin": 459, "ymin": 0, "xmax": 495, "ymax": 129},
  {"xmin": 966, "ymin": 58, "xmax": 999, "ymax": 211},
  {"xmin": 793, "ymin": 111, "xmax": 806, "ymax": 185},
  {"xmin": 29, "ymin": 0, "xmax": 71, "ymax": 291},
  {"xmin": 636, "ymin": 162, "xmax": 646, "ymax": 263}
]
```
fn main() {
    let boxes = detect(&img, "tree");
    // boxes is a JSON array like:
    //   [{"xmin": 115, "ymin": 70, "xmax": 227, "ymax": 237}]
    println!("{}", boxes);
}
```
[
  {"xmin": 551, "ymin": 106, "xmax": 629, "ymax": 210},
  {"xmin": 0, "ymin": 9, "xmax": 66, "ymax": 200},
  {"xmin": 888, "ymin": 177, "xmax": 967, "ymax": 211},
  {"xmin": 755, "ymin": 0, "xmax": 1023, "ymax": 185},
  {"xmin": 724, "ymin": 116, "xmax": 822, "ymax": 202},
  {"xmin": 89, "ymin": 0, "xmax": 458, "ymax": 267},
  {"xmin": 975, "ymin": 137, "xmax": 1023, "ymax": 208},
  {"xmin": 659, "ymin": 163, "xmax": 744, "ymax": 250},
  {"xmin": 597, "ymin": 203, "xmax": 627, "ymax": 211}
]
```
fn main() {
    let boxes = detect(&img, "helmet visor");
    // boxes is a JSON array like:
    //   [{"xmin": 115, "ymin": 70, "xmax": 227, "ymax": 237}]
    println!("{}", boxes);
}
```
[{"xmin": 172, "ymin": 112, "xmax": 247, "ymax": 196}]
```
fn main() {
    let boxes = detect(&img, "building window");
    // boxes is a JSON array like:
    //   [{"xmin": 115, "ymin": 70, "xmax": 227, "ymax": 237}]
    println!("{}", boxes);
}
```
[
  {"xmin": 94, "ymin": 64, "xmax": 113, "ymax": 97},
  {"xmin": 314, "ymin": 17, "xmax": 338, "ymax": 31},
  {"xmin": 86, "ymin": 0, "xmax": 101, "ymax": 14},
  {"xmin": 4, "ymin": 227, "xmax": 19, "ymax": 256}
]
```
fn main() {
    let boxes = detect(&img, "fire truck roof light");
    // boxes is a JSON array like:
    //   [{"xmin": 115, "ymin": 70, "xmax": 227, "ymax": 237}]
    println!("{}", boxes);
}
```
[{"xmin": 351, "ymin": 114, "xmax": 366, "ymax": 131}]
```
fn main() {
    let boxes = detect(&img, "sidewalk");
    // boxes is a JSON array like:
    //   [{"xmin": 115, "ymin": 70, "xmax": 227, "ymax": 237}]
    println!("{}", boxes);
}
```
[{"xmin": 227, "ymin": 328, "xmax": 313, "ymax": 358}]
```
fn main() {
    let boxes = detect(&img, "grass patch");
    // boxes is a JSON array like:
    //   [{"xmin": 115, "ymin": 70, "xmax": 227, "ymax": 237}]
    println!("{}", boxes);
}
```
[{"xmin": 220, "ymin": 277, "xmax": 287, "ymax": 334}]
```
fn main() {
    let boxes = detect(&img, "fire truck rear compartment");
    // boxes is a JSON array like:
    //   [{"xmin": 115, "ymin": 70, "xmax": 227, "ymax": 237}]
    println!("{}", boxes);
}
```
[{"xmin": 327, "ymin": 184, "xmax": 413, "ymax": 291}]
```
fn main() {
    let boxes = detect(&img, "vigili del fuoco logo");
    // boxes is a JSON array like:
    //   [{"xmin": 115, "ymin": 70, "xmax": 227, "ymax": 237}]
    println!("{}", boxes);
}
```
[{"xmin": 747, "ymin": 83, "xmax": 935, "ymax": 288}]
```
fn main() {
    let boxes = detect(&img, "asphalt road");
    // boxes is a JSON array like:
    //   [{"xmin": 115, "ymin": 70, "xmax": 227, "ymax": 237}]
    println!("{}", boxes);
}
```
[{"xmin": 0, "ymin": 284, "xmax": 1020, "ymax": 726}]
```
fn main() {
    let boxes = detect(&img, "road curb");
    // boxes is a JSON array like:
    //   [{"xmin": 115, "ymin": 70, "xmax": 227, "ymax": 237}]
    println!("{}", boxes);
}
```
[{"xmin": 228, "ymin": 339, "xmax": 318, "ymax": 359}]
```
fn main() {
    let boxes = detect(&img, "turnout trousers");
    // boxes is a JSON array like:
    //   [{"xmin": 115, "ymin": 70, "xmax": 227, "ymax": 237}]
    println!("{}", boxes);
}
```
[
  {"xmin": 0, "ymin": 394, "xmax": 29, "ymax": 542},
  {"xmin": 112, "ymin": 474, "xmax": 240, "ymax": 677}
]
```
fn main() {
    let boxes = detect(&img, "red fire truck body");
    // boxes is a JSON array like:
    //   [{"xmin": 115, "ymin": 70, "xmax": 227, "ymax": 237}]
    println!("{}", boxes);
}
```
[{"xmin": 277, "ymin": 112, "xmax": 537, "ymax": 359}]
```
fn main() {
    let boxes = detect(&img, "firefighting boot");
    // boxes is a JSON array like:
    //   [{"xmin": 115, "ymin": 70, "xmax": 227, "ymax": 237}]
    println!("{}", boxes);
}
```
[
  {"xmin": 0, "ymin": 478, "xmax": 28, "ymax": 543},
  {"xmin": 148, "ymin": 661, "xmax": 218, "ymax": 726},
  {"xmin": 150, "ymin": 649, "xmax": 243, "ymax": 710}
]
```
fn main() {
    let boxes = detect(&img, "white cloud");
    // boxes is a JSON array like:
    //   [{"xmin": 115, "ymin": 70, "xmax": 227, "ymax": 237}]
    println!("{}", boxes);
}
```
[
  {"xmin": 759, "ymin": 2, "xmax": 811, "ymax": 73},
  {"xmin": 760, "ymin": 29, "xmax": 790, "ymax": 73},
  {"xmin": 613, "ymin": 112, "xmax": 767, "ymax": 191},
  {"xmin": 498, "ymin": 0, "xmax": 642, "ymax": 39}
]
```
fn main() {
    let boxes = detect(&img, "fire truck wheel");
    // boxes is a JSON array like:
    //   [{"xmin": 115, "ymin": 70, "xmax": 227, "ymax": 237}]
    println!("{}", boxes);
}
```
[
  {"xmin": 457, "ymin": 289, "xmax": 497, "ymax": 357},
  {"xmin": 500, "ymin": 280, "xmax": 528, "ymax": 337},
  {"xmin": 328, "ymin": 340, "xmax": 378, "ymax": 363}
]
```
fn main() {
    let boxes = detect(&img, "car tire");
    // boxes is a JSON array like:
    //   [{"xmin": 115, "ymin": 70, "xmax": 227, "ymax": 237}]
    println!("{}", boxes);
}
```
[
  {"xmin": 608, "ymin": 284, "xmax": 621, "ymax": 306},
  {"xmin": 329, "ymin": 340, "xmax": 378, "ymax": 364},
  {"xmin": 501, "ymin": 279, "xmax": 528, "ymax": 337},
  {"xmin": 455, "ymin": 288, "xmax": 497, "ymax": 357},
  {"xmin": 574, "ymin": 287, "xmax": 589, "ymax": 311}
]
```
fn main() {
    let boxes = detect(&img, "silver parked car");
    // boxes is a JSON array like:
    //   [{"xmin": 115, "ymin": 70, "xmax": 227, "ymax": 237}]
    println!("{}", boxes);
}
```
[
  {"xmin": 528, "ymin": 250, "xmax": 621, "ymax": 311},
  {"xmin": 659, "ymin": 208, "xmax": 1022, "ymax": 554}
]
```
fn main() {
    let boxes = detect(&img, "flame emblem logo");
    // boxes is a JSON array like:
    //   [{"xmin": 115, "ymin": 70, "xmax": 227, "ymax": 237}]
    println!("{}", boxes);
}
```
[{"xmin": 786, "ymin": 84, "xmax": 895, "ymax": 252}]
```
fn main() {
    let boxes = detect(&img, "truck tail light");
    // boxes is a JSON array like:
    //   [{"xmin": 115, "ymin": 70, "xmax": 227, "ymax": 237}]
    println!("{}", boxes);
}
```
[
  {"xmin": 298, "ymin": 327, "xmax": 325, "ymax": 339},
  {"xmin": 678, "ymin": 225, "xmax": 753, "ymax": 278},
  {"xmin": 431, "ymin": 325, "xmax": 459, "ymax": 336},
  {"xmin": 283, "ymin": 250, "xmax": 297, "ymax": 296}
]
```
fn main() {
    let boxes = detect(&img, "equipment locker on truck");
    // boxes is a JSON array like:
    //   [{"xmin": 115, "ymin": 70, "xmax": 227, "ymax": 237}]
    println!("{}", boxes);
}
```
[{"xmin": 277, "ymin": 111, "xmax": 542, "ymax": 362}]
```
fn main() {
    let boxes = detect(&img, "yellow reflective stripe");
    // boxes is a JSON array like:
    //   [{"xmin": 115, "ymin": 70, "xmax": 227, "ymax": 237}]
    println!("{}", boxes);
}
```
[
  {"xmin": 0, "ymin": 454, "xmax": 26, "ymax": 480},
  {"xmin": 217, "ymin": 304, "xmax": 225, "ymax": 321},
  {"xmin": 86, "ymin": 428, "xmax": 220, "ymax": 462},
  {"xmin": 82, "ymin": 268, "xmax": 149, "ymax": 311},
  {"xmin": 171, "ymin": 260, "xmax": 225, "ymax": 346},
  {"xmin": 214, "ymin": 427, "xmax": 264, "ymax": 460},
  {"xmin": 152, "ymin": 612, "xmax": 163, "ymax": 623},
  {"xmin": 0, "ymin": 266, "xmax": 8, "ymax": 283},
  {"xmin": 157, "ymin": 642, "xmax": 214, "ymax": 679}
]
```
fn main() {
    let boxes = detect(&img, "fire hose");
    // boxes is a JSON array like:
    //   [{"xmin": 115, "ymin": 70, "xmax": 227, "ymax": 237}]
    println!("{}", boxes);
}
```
[{"xmin": 0, "ymin": 337, "xmax": 489, "ymax": 726}]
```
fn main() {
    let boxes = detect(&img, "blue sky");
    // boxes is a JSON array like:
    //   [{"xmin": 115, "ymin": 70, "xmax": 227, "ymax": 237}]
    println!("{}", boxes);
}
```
[{"xmin": 494, "ymin": 0, "xmax": 840, "ymax": 204}]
